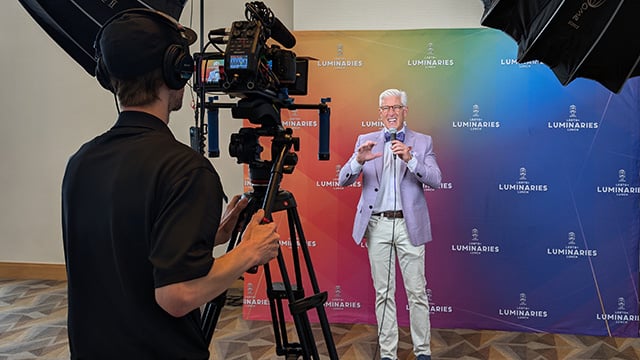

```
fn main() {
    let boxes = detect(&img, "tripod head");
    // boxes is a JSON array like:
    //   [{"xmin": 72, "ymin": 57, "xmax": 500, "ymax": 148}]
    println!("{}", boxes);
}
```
[
  {"xmin": 228, "ymin": 96, "xmax": 300, "ymax": 183},
  {"xmin": 221, "ymin": 95, "xmax": 298, "ymax": 213}
]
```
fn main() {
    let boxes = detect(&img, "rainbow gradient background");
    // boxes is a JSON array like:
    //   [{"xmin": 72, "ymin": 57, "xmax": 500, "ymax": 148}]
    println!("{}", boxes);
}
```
[{"xmin": 241, "ymin": 28, "xmax": 640, "ymax": 337}]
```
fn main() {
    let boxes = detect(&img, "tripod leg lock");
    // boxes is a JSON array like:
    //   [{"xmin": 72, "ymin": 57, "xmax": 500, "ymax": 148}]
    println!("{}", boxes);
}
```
[{"xmin": 289, "ymin": 291, "xmax": 328, "ymax": 315}]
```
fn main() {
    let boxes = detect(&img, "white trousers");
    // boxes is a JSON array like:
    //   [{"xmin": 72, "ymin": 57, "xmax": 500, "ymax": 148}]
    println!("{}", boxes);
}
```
[{"xmin": 366, "ymin": 215, "xmax": 431, "ymax": 359}]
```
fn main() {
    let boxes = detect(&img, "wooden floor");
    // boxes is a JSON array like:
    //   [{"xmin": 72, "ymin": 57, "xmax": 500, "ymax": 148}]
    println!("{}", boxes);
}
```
[{"xmin": 1, "ymin": 278, "xmax": 640, "ymax": 360}]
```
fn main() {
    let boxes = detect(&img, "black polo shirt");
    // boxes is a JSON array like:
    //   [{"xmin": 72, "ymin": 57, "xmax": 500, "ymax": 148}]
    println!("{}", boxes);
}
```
[{"xmin": 62, "ymin": 111, "xmax": 224, "ymax": 359}]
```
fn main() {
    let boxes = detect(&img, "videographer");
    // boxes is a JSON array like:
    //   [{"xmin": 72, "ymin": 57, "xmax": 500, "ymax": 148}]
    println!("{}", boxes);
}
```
[{"xmin": 61, "ymin": 9, "xmax": 280, "ymax": 359}]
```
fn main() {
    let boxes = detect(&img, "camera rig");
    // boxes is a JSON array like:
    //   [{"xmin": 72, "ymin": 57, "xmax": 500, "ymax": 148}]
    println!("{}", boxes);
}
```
[
  {"xmin": 190, "ymin": 2, "xmax": 330, "ymax": 164},
  {"xmin": 191, "ymin": 2, "xmax": 337, "ymax": 359}
]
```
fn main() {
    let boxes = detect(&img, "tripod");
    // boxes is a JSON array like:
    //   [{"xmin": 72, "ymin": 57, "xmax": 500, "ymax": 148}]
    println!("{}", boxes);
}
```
[{"xmin": 200, "ymin": 128, "xmax": 339, "ymax": 360}]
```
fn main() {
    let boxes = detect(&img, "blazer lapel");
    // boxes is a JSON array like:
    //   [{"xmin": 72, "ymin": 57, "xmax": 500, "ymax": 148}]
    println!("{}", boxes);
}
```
[{"xmin": 373, "ymin": 132, "xmax": 386, "ymax": 182}]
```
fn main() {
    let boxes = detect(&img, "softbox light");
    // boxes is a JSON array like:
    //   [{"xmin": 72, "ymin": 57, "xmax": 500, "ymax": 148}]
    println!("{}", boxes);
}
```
[{"xmin": 18, "ymin": 0, "xmax": 187, "ymax": 76}]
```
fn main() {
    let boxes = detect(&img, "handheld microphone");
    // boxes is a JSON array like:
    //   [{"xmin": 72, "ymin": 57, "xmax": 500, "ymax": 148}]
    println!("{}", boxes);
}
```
[{"xmin": 389, "ymin": 128, "xmax": 397, "ymax": 159}]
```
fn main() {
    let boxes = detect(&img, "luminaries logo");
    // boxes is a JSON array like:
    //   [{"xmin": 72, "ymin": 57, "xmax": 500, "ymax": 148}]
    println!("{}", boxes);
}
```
[
  {"xmin": 279, "ymin": 236, "xmax": 317, "ymax": 248},
  {"xmin": 596, "ymin": 297, "xmax": 639, "ymax": 324},
  {"xmin": 243, "ymin": 282, "xmax": 270, "ymax": 307},
  {"xmin": 316, "ymin": 43, "xmax": 364, "ymax": 70},
  {"xmin": 498, "ymin": 167, "xmax": 549, "ymax": 194},
  {"xmin": 546, "ymin": 231, "xmax": 598, "ymax": 259},
  {"xmin": 361, "ymin": 119, "xmax": 384, "ymax": 128},
  {"xmin": 407, "ymin": 41, "xmax": 455, "ymax": 69},
  {"xmin": 243, "ymin": 175, "xmax": 253, "ymax": 189},
  {"xmin": 282, "ymin": 108, "xmax": 318, "ymax": 129},
  {"xmin": 547, "ymin": 104, "xmax": 598, "ymax": 132},
  {"xmin": 316, "ymin": 164, "xmax": 361, "ymax": 190},
  {"xmin": 596, "ymin": 168, "xmax": 640, "ymax": 197},
  {"xmin": 498, "ymin": 293, "xmax": 548, "ymax": 320},
  {"xmin": 424, "ymin": 180, "xmax": 453, "ymax": 192},
  {"xmin": 450, "ymin": 227, "xmax": 500, "ymax": 255},
  {"xmin": 324, "ymin": 284, "xmax": 362, "ymax": 311},
  {"xmin": 499, "ymin": 57, "xmax": 542, "ymax": 69},
  {"xmin": 426, "ymin": 288, "xmax": 453, "ymax": 314},
  {"xmin": 452, "ymin": 103, "xmax": 500, "ymax": 131}
]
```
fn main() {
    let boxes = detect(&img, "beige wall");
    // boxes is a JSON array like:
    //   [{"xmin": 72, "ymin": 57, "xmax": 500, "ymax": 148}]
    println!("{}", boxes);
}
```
[{"xmin": 0, "ymin": 0, "xmax": 484, "ymax": 266}]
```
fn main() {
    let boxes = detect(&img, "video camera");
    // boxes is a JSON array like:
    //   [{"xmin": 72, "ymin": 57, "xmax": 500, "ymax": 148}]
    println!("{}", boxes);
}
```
[
  {"xmin": 193, "ymin": 1, "xmax": 308, "ymax": 100},
  {"xmin": 191, "ymin": 1, "xmax": 330, "ymax": 175},
  {"xmin": 194, "ymin": 51, "xmax": 309, "ymax": 98}
]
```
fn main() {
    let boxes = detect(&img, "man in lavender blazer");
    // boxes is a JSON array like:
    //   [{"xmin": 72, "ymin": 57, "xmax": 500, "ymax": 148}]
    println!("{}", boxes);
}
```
[{"xmin": 338, "ymin": 89, "xmax": 441, "ymax": 360}]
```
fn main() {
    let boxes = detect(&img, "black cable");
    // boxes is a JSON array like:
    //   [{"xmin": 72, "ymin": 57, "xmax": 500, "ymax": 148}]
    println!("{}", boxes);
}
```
[
  {"xmin": 189, "ymin": 26, "xmax": 217, "ymax": 156},
  {"xmin": 374, "ymin": 138, "xmax": 399, "ymax": 360},
  {"xmin": 245, "ymin": 1, "xmax": 274, "ymax": 27},
  {"xmin": 113, "ymin": 92, "xmax": 120, "ymax": 114}
]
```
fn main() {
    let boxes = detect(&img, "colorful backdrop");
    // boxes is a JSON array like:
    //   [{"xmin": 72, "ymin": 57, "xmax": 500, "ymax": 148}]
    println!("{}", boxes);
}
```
[{"xmin": 239, "ymin": 28, "xmax": 640, "ymax": 338}]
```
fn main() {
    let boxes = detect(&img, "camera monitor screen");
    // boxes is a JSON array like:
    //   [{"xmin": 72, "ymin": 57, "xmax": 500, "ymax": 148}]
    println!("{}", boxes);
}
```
[
  {"xmin": 194, "ymin": 52, "xmax": 308, "ymax": 95},
  {"xmin": 194, "ymin": 52, "xmax": 225, "ymax": 92}
]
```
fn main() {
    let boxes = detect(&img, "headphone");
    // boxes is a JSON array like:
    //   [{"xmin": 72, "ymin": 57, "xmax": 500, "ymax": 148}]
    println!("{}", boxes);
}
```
[{"xmin": 94, "ymin": 8, "xmax": 194, "ymax": 92}]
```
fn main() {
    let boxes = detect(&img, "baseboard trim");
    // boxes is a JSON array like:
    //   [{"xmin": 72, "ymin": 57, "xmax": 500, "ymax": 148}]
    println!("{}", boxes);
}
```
[{"xmin": 0, "ymin": 262, "xmax": 66, "ymax": 281}]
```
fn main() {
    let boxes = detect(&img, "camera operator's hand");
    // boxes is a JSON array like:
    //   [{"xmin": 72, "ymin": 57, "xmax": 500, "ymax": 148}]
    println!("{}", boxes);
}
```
[
  {"xmin": 238, "ymin": 209, "xmax": 280, "ymax": 268},
  {"xmin": 155, "ymin": 207, "xmax": 279, "ymax": 317},
  {"xmin": 215, "ymin": 194, "xmax": 249, "ymax": 246}
]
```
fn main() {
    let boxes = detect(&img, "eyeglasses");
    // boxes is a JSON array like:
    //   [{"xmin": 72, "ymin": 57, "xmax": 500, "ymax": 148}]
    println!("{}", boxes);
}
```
[{"xmin": 379, "ymin": 105, "xmax": 405, "ymax": 112}]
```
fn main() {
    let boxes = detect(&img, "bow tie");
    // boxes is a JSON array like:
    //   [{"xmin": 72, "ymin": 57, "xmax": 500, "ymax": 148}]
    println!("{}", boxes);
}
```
[{"xmin": 385, "ymin": 131, "xmax": 405, "ymax": 142}]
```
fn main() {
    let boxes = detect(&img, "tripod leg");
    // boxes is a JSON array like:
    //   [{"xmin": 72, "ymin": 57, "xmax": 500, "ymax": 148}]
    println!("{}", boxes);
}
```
[
  {"xmin": 270, "ymin": 256, "xmax": 320, "ymax": 360},
  {"xmin": 205, "ymin": 186, "xmax": 339, "ymax": 359},
  {"xmin": 264, "ymin": 193, "xmax": 337, "ymax": 359},
  {"xmin": 265, "ymin": 262, "xmax": 309, "ymax": 359},
  {"xmin": 288, "ymin": 205, "xmax": 339, "ymax": 360},
  {"xmin": 201, "ymin": 292, "xmax": 227, "ymax": 344},
  {"xmin": 201, "ymin": 192, "xmax": 261, "ymax": 345}
]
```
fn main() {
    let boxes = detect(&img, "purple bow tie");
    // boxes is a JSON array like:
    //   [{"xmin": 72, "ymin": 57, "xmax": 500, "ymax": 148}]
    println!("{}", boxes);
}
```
[{"xmin": 385, "ymin": 131, "xmax": 405, "ymax": 142}]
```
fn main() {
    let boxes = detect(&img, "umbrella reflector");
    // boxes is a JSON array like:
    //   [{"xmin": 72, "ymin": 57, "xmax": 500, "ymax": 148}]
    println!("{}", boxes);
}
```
[
  {"xmin": 482, "ymin": 0, "xmax": 562, "ymax": 48},
  {"xmin": 481, "ymin": 0, "xmax": 640, "ymax": 93},
  {"xmin": 550, "ymin": 0, "xmax": 640, "ymax": 93}
]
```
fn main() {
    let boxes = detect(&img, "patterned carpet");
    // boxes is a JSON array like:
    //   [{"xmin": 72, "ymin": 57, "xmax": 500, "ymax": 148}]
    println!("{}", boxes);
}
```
[{"xmin": 1, "ymin": 279, "xmax": 639, "ymax": 360}]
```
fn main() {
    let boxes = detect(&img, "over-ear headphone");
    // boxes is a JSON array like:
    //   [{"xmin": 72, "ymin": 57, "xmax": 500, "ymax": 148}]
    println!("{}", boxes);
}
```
[{"xmin": 94, "ymin": 8, "xmax": 194, "ymax": 92}]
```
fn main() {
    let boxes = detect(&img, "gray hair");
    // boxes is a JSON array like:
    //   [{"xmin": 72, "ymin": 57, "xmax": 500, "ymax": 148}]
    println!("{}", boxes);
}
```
[{"xmin": 379, "ymin": 88, "xmax": 407, "ymax": 106}]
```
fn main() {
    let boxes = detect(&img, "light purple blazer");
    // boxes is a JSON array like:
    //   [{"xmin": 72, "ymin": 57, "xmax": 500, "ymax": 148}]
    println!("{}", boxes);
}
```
[{"xmin": 338, "ymin": 128, "xmax": 442, "ymax": 246}]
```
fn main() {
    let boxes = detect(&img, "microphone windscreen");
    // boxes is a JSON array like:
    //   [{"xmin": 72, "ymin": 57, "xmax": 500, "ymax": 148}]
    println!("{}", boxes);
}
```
[
  {"xmin": 389, "ymin": 127, "xmax": 397, "ymax": 141},
  {"xmin": 270, "ymin": 17, "xmax": 296, "ymax": 49}
]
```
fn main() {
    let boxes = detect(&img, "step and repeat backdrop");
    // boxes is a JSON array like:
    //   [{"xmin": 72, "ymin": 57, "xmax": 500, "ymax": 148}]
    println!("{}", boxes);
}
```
[{"xmin": 239, "ymin": 28, "xmax": 640, "ymax": 337}]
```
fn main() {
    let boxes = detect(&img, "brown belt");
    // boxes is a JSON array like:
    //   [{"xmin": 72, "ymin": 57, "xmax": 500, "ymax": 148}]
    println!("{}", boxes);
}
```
[{"xmin": 373, "ymin": 210, "xmax": 404, "ymax": 219}]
